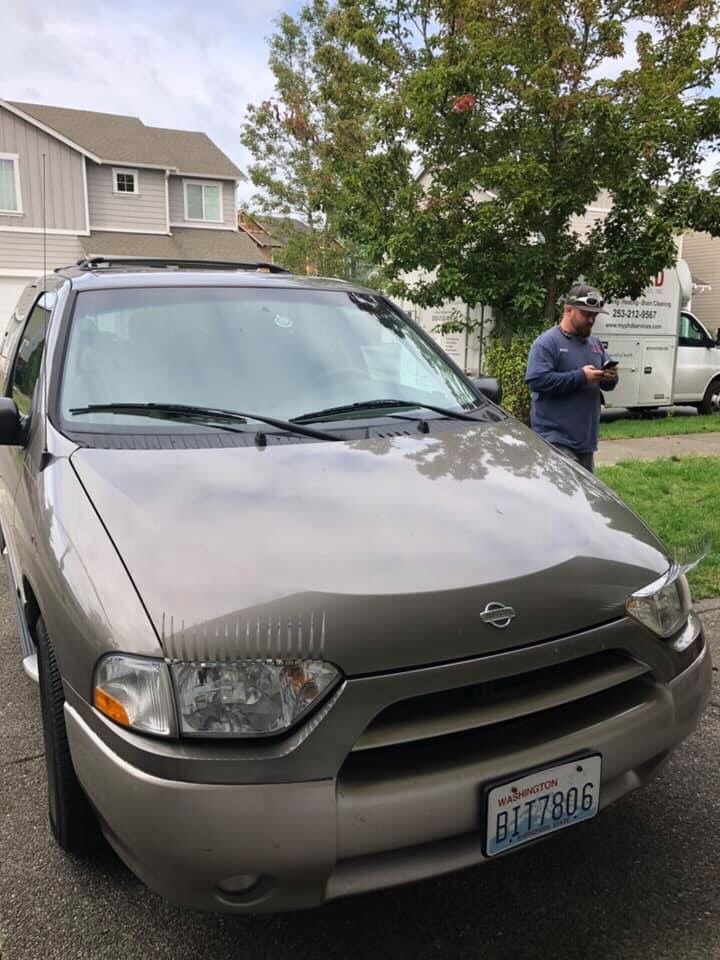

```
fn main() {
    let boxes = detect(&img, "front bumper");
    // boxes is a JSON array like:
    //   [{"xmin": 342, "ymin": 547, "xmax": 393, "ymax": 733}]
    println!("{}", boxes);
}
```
[{"xmin": 65, "ymin": 619, "xmax": 712, "ymax": 913}]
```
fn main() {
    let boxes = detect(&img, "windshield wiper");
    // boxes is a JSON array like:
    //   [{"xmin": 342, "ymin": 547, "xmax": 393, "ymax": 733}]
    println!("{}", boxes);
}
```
[
  {"xmin": 291, "ymin": 399, "xmax": 486, "ymax": 424},
  {"xmin": 69, "ymin": 403, "xmax": 341, "ymax": 442}
]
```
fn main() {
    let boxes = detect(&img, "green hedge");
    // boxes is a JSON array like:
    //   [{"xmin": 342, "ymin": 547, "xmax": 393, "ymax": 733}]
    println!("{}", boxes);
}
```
[{"xmin": 484, "ymin": 325, "xmax": 545, "ymax": 423}]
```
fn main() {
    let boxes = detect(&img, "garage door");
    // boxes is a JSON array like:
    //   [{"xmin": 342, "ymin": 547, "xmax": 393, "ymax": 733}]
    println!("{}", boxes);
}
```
[{"xmin": 0, "ymin": 277, "xmax": 28, "ymax": 331}]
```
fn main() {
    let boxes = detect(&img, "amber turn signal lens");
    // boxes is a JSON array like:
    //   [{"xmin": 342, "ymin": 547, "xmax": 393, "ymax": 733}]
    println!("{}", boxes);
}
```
[
  {"xmin": 94, "ymin": 687, "xmax": 130, "ymax": 726},
  {"xmin": 93, "ymin": 655, "xmax": 175, "ymax": 736}
]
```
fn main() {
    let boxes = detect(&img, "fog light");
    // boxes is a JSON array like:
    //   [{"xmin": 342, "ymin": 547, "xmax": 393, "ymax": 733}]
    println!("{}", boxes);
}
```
[{"xmin": 217, "ymin": 874, "xmax": 261, "ymax": 895}]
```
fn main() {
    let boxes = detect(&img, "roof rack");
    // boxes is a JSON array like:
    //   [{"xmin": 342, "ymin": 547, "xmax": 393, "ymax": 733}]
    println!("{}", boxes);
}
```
[{"xmin": 62, "ymin": 256, "xmax": 291, "ymax": 274}]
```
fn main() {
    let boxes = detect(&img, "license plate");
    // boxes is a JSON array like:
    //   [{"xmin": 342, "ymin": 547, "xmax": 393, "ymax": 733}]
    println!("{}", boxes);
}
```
[{"xmin": 485, "ymin": 755, "xmax": 602, "ymax": 856}]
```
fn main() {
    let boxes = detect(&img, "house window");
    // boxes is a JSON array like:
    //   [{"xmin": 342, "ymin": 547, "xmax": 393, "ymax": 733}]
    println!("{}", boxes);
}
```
[
  {"xmin": 0, "ymin": 154, "xmax": 22, "ymax": 214},
  {"xmin": 113, "ymin": 168, "xmax": 139, "ymax": 194},
  {"xmin": 184, "ymin": 181, "xmax": 223, "ymax": 222}
]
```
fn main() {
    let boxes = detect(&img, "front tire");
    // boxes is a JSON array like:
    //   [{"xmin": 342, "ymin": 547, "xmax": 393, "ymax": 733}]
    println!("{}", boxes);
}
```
[
  {"xmin": 698, "ymin": 377, "xmax": 720, "ymax": 415},
  {"xmin": 36, "ymin": 616, "xmax": 101, "ymax": 854}
]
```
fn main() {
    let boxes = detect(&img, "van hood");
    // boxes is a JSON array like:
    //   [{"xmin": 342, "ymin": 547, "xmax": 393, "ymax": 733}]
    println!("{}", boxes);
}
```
[{"xmin": 71, "ymin": 420, "xmax": 670, "ymax": 675}]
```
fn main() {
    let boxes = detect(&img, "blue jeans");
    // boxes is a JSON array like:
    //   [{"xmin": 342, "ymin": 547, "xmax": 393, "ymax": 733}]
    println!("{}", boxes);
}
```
[{"xmin": 552, "ymin": 444, "xmax": 595, "ymax": 473}]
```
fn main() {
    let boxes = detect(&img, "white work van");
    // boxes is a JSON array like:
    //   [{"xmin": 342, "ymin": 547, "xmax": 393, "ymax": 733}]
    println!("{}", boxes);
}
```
[
  {"xmin": 593, "ymin": 260, "xmax": 720, "ymax": 414},
  {"xmin": 401, "ymin": 301, "xmax": 490, "ymax": 375}
]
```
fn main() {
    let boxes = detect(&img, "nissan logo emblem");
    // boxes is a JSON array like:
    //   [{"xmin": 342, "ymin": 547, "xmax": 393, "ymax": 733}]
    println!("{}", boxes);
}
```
[{"xmin": 480, "ymin": 602, "xmax": 516, "ymax": 629}]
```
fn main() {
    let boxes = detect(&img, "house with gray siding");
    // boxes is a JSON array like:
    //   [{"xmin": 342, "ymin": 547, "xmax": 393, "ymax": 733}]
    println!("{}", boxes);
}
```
[
  {"xmin": 0, "ymin": 99, "xmax": 266, "ymax": 322},
  {"xmin": 678, "ymin": 231, "xmax": 720, "ymax": 335}
]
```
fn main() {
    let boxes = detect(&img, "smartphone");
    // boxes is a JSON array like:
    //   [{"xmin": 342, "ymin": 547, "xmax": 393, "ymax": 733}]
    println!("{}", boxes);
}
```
[{"xmin": 602, "ymin": 359, "xmax": 619, "ymax": 369}]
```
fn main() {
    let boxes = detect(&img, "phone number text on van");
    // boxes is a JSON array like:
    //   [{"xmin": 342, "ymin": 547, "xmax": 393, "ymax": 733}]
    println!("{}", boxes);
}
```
[{"xmin": 610, "ymin": 308, "xmax": 658, "ymax": 320}]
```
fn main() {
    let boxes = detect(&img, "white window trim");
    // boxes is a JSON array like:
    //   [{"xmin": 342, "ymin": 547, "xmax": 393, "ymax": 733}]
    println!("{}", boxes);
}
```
[
  {"xmin": 0, "ymin": 226, "xmax": 89, "ymax": 235},
  {"xmin": 86, "ymin": 226, "xmax": 170, "ymax": 235},
  {"xmin": 168, "ymin": 221, "xmax": 236, "ymax": 231},
  {"xmin": 112, "ymin": 167, "xmax": 139, "ymax": 196},
  {"xmin": 0, "ymin": 153, "xmax": 23, "ymax": 215},
  {"xmin": 183, "ymin": 179, "xmax": 224, "ymax": 223},
  {"xmin": 0, "ymin": 269, "xmax": 46, "ymax": 277}
]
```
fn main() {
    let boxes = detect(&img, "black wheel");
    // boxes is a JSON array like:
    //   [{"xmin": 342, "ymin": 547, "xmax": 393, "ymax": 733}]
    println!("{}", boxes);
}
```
[
  {"xmin": 36, "ymin": 616, "xmax": 101, "ymax": 854},
  {"xmin": 698, "ymin": 378, "xmax": 720, "ymax": 416}
]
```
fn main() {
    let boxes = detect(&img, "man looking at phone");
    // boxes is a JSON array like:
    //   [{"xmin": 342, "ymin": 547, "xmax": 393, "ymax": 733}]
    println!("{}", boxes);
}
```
[{"xmin": 525, "ymin": 283, "xmax": 619, "ymax": 473}]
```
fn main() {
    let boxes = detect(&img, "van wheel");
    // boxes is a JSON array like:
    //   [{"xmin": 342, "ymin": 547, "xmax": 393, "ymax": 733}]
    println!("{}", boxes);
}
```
[
  {"xmin": 36, "ymin": 616, "xmax": 101, "ymax": 854},
  {"xmin": 698, "ymin": 378, "xmax": 720, "ymax": 415}
]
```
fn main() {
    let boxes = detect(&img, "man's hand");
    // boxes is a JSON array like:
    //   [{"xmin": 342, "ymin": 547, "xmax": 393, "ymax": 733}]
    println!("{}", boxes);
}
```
[{"xmin": 582, "ymin": 365, "xmax": 605, "ymax": 384}]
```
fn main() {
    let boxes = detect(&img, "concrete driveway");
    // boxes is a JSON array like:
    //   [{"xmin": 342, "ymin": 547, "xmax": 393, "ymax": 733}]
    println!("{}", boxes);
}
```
[{"xmin": 1, "ymin": 584, "xmax": 718, "ymax": 960}]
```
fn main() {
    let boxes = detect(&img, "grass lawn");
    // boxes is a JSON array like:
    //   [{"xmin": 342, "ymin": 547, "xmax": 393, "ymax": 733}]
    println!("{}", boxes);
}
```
[
  {"xmin": 599, "ymin": 412, "xmax": 720, "ymax": 441},
  {"xmin": 596, "ymin": 456, "xmax": 719, "ymax": 599}
]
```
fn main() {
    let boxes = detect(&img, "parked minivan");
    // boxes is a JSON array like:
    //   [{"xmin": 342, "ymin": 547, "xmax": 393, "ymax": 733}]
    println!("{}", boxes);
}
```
[{"xmin": 0, "ymin": 258, "xmax": 711, "ymax": 912}]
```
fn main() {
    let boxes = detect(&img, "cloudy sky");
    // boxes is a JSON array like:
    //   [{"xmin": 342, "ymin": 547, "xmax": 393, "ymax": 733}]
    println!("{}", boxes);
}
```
[
  {"xmin": 2, "ymin": 0, "xmax": 304, "ymax": 205},
  {"xmin": 3, "ymin": 0, "xmax": 718, "ymax": 205}
]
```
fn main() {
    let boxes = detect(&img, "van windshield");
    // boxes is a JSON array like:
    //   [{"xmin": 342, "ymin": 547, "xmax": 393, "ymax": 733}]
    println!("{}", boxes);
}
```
[{"xmin": 59, "ymin": 286, "xmax": 479, "ymax": 427}]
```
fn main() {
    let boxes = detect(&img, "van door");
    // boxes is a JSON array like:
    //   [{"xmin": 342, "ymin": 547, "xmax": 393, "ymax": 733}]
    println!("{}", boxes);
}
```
[
  {"xmin": 0, "ymin": 290, "xmax": 53, "ymax": 666},
  {"xmin": 596, "ymin": 337, "xmax": 641, "ymax": 408},
  {"xmin": 638, "ymin": 337, "xmax": 676, "ymax": 405},
  {"xmin": 674, "ymin": 312, "xmax": 720, "ymax": 402}
]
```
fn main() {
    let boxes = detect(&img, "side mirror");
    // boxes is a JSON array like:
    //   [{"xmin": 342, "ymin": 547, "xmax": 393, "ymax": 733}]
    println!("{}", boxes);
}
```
[
  {"xmin": 471, "ymin": 376, "xmax": 502, "ymax": 404},
  {"xmin": 0, "ymin": 398, "xmax": 21, "ymax": 446}
]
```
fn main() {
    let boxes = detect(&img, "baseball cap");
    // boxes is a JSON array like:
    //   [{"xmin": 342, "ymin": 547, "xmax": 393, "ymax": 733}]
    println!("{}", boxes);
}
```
[{"xmin": 565, "ymin": 283, "xmax": 608, "ymax": 314}]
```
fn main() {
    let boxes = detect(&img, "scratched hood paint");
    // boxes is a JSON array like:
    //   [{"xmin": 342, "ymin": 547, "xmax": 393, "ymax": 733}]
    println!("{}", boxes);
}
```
[{"xmin": 70, "ymin": 420, "xmax": 670, "ymax": 675}]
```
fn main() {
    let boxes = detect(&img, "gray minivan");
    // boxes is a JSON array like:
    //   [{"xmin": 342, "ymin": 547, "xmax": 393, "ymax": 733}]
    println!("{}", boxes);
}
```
[{"xmin": 0, "ymin": 258, "xmax": 711, "ymax": 912}]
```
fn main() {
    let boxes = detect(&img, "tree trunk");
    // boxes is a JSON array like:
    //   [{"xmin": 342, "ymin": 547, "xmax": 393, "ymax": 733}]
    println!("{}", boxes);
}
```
[{"xmin": 543, "ymin": 276, "xmax": 558, "ymax": 325}]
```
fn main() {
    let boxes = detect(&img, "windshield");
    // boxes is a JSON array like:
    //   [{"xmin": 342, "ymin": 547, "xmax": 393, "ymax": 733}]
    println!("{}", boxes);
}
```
[{"xmin": 59, "ymin": 286, "xmax": 479, "ymax": 428}]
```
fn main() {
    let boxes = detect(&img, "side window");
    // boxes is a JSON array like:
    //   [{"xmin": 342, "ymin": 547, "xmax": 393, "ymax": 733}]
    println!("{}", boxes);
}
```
[
  {"xmin": 10, "ymin": 295, "xmax": 51, "ymax": 415},
  {"xmin": 679, "ymin": 313, "xmax": 706, "ymax": 348},
  {"xmin": 1, "ymin": 283, "xmax": 40, "ymax": 360}
]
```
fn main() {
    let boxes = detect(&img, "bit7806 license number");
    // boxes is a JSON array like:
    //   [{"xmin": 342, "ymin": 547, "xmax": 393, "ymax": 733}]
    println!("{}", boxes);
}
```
[{"xmin": 485, "ymin": 755, "xmax": 602, "ymax": 857}]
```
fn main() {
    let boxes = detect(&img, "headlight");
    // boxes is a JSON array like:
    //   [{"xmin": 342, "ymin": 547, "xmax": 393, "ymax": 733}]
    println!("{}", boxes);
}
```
[
  {"xmin": 94, "ymin": 655, "xmax": 176, "ymax": 736},
  {"xmin": 626, "ymin": 568, "xmax": 692, "ymax": 638},
  {"xmin": 170, "ymin": 659, "xmax": 341, "ymax": 737},
  {"xmin": 93, "ymin": 655, "xmax": 341, "ymax": 738}
]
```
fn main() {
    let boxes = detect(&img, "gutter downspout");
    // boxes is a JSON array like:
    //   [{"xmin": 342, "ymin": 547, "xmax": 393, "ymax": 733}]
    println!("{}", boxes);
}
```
[{"xmin": 164, "ymin": 170, "xmax": 171, "ymax": 235}]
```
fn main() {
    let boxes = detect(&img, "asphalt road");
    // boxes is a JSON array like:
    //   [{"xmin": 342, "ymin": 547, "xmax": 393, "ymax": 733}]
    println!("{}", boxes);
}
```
[{"xmin": 1, "ymin": 583, "xmax": 718, "ymax": 960}]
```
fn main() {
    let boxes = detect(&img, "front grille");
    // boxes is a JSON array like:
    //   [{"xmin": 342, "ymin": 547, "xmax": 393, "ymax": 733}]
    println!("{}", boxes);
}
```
[
  {"xmin": 350, "ymin": 650, "xmax": 650, "ymax": 758},
  {"xmin": 335, "ymin": 651, "xmax": 657, "ymax": 863}
]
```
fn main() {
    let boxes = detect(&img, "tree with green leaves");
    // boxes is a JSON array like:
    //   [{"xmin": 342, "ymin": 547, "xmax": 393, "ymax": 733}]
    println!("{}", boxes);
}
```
[
  {"xmin": 240, "ymin": 0, "xmax": 375, "ymax": 281},
  {"xmin": 284, "ymin": 0, "xmax": 720, "ymax": 332}
]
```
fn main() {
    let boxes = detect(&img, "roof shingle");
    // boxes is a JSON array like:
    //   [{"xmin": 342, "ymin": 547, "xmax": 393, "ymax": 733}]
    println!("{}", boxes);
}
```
[
  {"xmin": 7, "ymin": 100, "xmax": 241, "ymax": 178},
  {"xmin": 81, "ymin": 228, "xmax": 269, "ymax": 263}
]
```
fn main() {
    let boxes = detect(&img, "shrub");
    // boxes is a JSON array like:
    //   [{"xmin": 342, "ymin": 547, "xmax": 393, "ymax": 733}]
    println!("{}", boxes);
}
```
[{"xmin": 484, "ymin": 324, "xmax": 546, "ymax": 423}]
